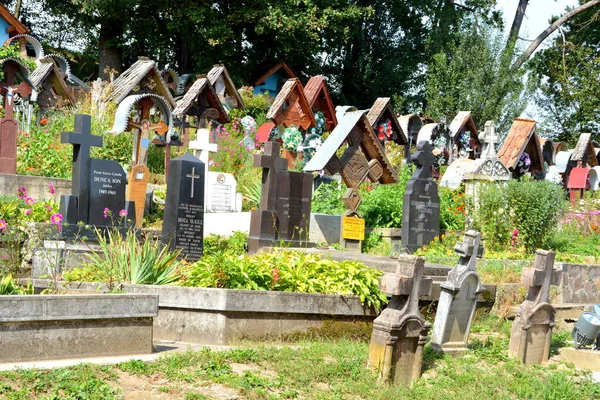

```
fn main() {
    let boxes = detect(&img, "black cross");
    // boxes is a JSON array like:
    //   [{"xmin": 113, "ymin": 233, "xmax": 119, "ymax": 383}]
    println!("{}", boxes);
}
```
[
  {"xmin": 412, "ymin": 141, "xmax": 437, "ymax": 180},
  {"xmin": 61, "ymin": 114, "xmax": 103, "ymax": 223},
  {"xmin": 253, "ymin": 141, "xmax": 288, "ymax": 210}
]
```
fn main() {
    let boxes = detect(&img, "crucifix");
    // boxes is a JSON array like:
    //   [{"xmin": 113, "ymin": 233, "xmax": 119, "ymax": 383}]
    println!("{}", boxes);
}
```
[
  {"xmin": 128, "ymin": 97, "xmax": 168, "ymax": 167},
  {"xmin": 412, "ymin": 141, "xmax": 437, "ymax": 180},
  {"xmin": 187, "ymin": 167, "xmax": 200, "ymax": 198},
  {"xmin": 61, "ymin": 114, "xmax": 103, "ymax": 223}
]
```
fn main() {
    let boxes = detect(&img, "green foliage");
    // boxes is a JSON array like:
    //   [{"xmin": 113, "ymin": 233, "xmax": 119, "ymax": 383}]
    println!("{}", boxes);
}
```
[
  {"xmin": 425, "ymin": 21, "xmax": 530, "ymax": 133},
  {"xmin": 311, "ymin": 181, "xmax": 345, "ymax": 215},
  {"xmin": 469, "ymin": 180, "xmax": 566, "ymax": 252},
  {"xmin": 184, "ymin": 249, "xmax": 387, "ymax": 310},
  {"xmin": 240, "ymin": 177, "xmax": 262, "ymax": 212},
  {"xmin": 203, "ymin": 231, "xmax": 248, "ymax": 256},
  {"xmin": 0, "ymin": 275, "xmax": 33, "ymax": 295},
  {"xmin": 229, "ymin": 87, "xmax": 271, "ymax": 123},
  {"xmin": 0, "ymin": 43, "xmax": 37, "ymax": 71},
  {"xmin": 438, "ymin": 186, "xmax": 466, "ymax": 230},
  {"xmin": 65, "ymin": 229, "xmax": 182, "ymax": 286},
  {"xmin": 359, "ymin": 166, "xmax": 411, "ymax": 228}
]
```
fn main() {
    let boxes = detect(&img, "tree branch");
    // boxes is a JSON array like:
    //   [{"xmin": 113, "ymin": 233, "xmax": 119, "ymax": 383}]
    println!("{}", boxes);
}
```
[{"xmin": 512, "ymin": 0, "xmax": 600, "ymax": 70}]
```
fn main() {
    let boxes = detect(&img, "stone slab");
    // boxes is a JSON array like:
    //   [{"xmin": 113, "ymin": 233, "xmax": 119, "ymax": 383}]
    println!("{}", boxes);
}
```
[
  {"xmin": 0, "ymin": 294, "xmax": 158, "ymax": 363},
  {"xmin": 0, "ymin": 173, "xmax": 70, "ymax": 203},
  {"xmin": 560, "ymin": 347, "xmax": 600, "ymax": 371}
]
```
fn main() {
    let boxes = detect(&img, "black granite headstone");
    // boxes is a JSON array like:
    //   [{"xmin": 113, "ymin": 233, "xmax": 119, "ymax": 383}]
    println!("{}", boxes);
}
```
[
  {"xmin": 59, "ymin": 114, "xmax": 136, "ymax": 235},
  {"xmin": 276, "ymin": 170, "xmax": 313, "ymax": 241},
  {"xmin": 161, "ymin": 153, "xmax": 205, "ymax": 261},
  {"xmin": 401, "ymin": 141, "xmax": 440, "ymax": 253},
  {"xmin": 88, "ymin": 159, "xmax": 128, "ymax": 226}
]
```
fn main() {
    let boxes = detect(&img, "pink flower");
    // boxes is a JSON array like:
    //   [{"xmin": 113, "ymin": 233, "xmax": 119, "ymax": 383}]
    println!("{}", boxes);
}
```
[
  {"xmin": 103, "ymin": 207, "xmax": 110, "ymax": 219},
  {"xmin": 50, "ymin": 213, "xmax": 63, "ymax": 225},
  {"xmin": 17, "ymin": 187, "xmax": 27, "ymax": 198},
  {"xmin": 44, "ymin": 129, "xmax": 49, "ymax": 133},
  {"xmin": 25, "ymin": 197, "xmax": 34, "ymax": 206},
  {"xmin": 512, "ymin": 229, "xmax": 519, "ymax": 237},
  {"xmin": 119, "ymin": 209, "xmax": 128, "ymax": 218},
  {"xmin": 272, "ymin": 268, "xmax": 280, "ymax": 283},
  {"xmin": 45, "ymin": 205, "xmax": 52, "ymax": 211},
  {"xmin": 0, "ymin": 220, "xmax": 7, "ymax": 232},
  {"xmin": 24, "ymin": 209, "xmax": 32, "ymax": 216},
  {"xmin": 48, "ymin": 184, "xmax": 55, "ymax": 194}
]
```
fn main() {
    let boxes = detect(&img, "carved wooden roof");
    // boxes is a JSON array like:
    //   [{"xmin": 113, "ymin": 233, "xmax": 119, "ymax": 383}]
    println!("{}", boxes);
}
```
[
  {"xmin": 207, "ymin": 64, "xmax": 245, "ymax": 110},
  {"xmin": 0, "ymin": 4, "xmax": 28, "ymax": 35},
  {"xmin": 104, "ymin": 57, "xmax": 176, "ymax": 108},
  {"xmin": 303, "ymin": 76, "xmax": 338, "ymax": 131},
  {"xmin": 304, "ymin": 110, "xmax": 397, "ymax": 184},
  {"xmin": 0, "ymin": 57, "xmax": 34, "ymax": 88},
  {"xmin": 266, "ymin": 78, "xmax": 316, "ymax": 130},
  {"xmin": 449, "ymin": 111, "xmax": 478, "ymax": 138},
  {"xmin": 497, "ymin": 119, "xmax": 544, "ymax": 171},
  {"xmin": 366, "ymin": 97, "xmax": 408, "ymax": 145},
  {"xmin": 571, "ymin": 133, "xmax": 598, "ymax": 166},
  {"xmin": 172, "ymin": 76, "xmax": 229, "ymax": 123},
  {"xmin": 254, "ymin": 62, "xmax": 297, "ymax": 86},
  {"xmin": 30, "ymin": 59, "xmax": 75, "ymax": 105}
]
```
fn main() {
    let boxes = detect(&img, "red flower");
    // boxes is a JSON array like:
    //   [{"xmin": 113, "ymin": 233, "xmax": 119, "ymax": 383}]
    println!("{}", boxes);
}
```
[
  {"xmin": 378, "ymin": 132, "xmax": 385, "ymax": 141},
  {"xmin": 40, "ymin": 118, "xmax": 49, "ymax": 125}
]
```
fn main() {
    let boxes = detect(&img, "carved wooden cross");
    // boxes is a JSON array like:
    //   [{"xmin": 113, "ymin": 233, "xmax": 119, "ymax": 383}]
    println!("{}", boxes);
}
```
[
  {"xmin": 521, "ymin": 250, "xmax": 562, "ymax": 305},
  {"xmin": 61, "ymin": 114, "xmax": 103, "ymax": 223},
  {"xmin": 412, "ymin": 141, "xmax": 437, "ymax": 180},
  {"xmin": 127, "ymin": 98, "xmax": 168, "ymax": 166},
  {"xmin": 254, "ymin": 141, "xmax": 288, "ymax": 210}
]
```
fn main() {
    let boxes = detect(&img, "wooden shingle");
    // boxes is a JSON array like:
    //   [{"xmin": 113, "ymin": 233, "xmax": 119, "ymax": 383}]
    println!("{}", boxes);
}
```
[
  {"xmin": 366, "ymin": 98, "xmax": 408, "ymax": 145},
  {"xmin": 207, "ymin": 64, "xmax": 245, "ymax": 110},
  {"xmin": 266, "ymin": 78, "xmax": 315, "ymax": 131},
  {"xmin": 303, "ymin": 76, "xmax": 337, "ymax": 131},
  {"xmin": 172, "ymin": 76, "xmax": 229, "ymax": 124},
  {"xmin": 571, "ymin": 133, "xmax": 598, "ymax": 167},
  {"xmin": 497, "ymin": 119, "xmax": 544, "ymax": 173}
]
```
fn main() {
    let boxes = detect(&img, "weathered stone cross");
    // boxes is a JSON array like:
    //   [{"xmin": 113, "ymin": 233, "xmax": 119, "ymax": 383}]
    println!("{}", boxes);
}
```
[
  {"xmin": 480, "ymin": 120, "xmax": 499, "ymax": 159},
  {"xmin": 253, "ymin": 141, "xmax": 288, "ymax": 210},
  {"xmin": 61, "ymin": 114, "xmax": 103, "ymax": 223},
  {"xmin": 521, "ymin": 250, "xmax": 562, "ymax": 305},
  {"xmin": 453, "ymin": 230, "xmax": 484, "ymax": 273},
  {"xmin": 412, "ymin": 141, "xmax": 437, "ymax": 180}
]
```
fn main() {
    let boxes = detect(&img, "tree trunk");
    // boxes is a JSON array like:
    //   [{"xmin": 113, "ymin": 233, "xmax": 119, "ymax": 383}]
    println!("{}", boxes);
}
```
[
  {"xmin": 508, "ymin": 0, "xmax": 529, "ymax": 47},
  {"xmin": 98, "ymin": 21, "xmax": 124, "ymax": 81},
  {"xmin": 512, "ymin": 0, "xmax": 600, "ymax": 70}
]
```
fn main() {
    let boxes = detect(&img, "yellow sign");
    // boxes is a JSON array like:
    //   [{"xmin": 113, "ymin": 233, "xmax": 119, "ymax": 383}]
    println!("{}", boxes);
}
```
[{"xmin": 342, "ymin": 217, "xmax": 365, "ymax": 241}]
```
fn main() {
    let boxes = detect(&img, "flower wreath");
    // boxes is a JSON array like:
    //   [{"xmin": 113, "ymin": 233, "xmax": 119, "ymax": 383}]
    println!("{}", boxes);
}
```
[
  {"xmin": 282, "ymin": 125, "xmax": 303, "ymax": 152},
  {"xmin": 517, "ymin": 152, "xmax": 531, "ymax": 175},
  {"xmin": 269, "ymin": 125, "xmax": 282, "ymax": 140},
  {"xmin": 308, "ymin": 111, "xmax": 326, "ymax": 136},
  {"xmin": 377, "ymin": 119, "xmax": 393, "ymax": 141},
  {"xmin": 432, "ymin": 134, "xmax": 448, "ymax": 163},
  {"xmin": 301, "ymin": 133, "xmax": 323, "ymax": 162},
  {"xmin": 240, "ymin": 116, "xmax": 258, "ymax": 135}
]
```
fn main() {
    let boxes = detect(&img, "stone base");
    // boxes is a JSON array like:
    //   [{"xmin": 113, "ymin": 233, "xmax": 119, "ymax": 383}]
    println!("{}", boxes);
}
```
[
  {"xmin": 428, "ymin": 341, "xmax": 469, "ymax": 357},
  {"xmin": 247, "ymin": 236, "xmax": 314, "ymax": 254},
  {"xmin": 560, "ymin": 347, "xmax": 600, "ymax": 371}
]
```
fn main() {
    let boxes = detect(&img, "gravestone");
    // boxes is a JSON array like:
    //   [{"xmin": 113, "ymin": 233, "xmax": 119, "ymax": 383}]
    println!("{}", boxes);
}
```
[
  {"xmin": 247, "ymin": 141, "xmax": 313, "ymax": 253},
  {"xmin": 127, "ymin": 164, "xmax": 150, "ymax": 227},
  {"xmin": 509, "ymin": 250, "xmax": 562, "ymax": 364},
  {"xmin": 368, "ymin": 254, "xmax": 432, "ymax": 386},
  {"xmin": 162, "ymin": 153, "xmax": 205, "ymax": 261},
  {"xmin": 430, "ymin": 230, "xmax": 484, "ymax": 356},
  {"xmin": 207, "ymin": 172, "xmax": 238, "ymax": 212},
  {"xmin": 401, "ymin": 141, "xmax": 440, "ymax": 253},
  {"xmin": 60, "ymin": 114, "xmax": 136, "ymax": 234}
]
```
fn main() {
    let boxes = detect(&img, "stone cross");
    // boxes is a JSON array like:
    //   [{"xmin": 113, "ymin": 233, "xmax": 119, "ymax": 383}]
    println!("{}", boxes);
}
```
[
  {"xmin": 61, "ymin": 114, "xmax": 103, "ymax": 224},
  {"xmin": 480, "ymin": 120, "xmax": 499, "ymax": 159},
  {"xmin": 508, "ymin": 250, "xmax": 562, "ymax": 364},
  {"xmin": 430, "ymin": 230, "xmax": 484, "ymax": 356},
  {"xmin": 189, "ymin": 128, "xmax": 218, "ymax": 206},
  {"xmin": 412, "ymin": 141, "xmax": 437, "ymax": 180},
  {"xmin": 368, "ymin": 254, "xmax": 432, "ymax": 386},
  {"xmin": 253, "ymin": 141, "xmax": 288, "ymax": 210}
]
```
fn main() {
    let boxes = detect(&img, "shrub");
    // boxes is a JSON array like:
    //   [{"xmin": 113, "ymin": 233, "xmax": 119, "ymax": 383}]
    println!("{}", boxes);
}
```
[
  {"xmin": 311, "ymin": 181, "xmax": 346, "ymax": 215},
  {"xmin": 359, "ymin": 166, "xmax": 412, "ymax": 228},
  {"xmin": 183, "ymin": 249, "xmax": 387, "ymax": 310},
  {"xmin": 0, "ymin": 274, "xmax": 33, "ymax": 295},
  {"xmin": 203, "ymin": 231, "xmax": 248, "ymax": 256},
  {"xmin": 439, "ymin": 186, "xmax": 466, "ymax": 230},
  {"xmin": 65, "ymin": 229, "xmax": 183, "ymax": 287}
]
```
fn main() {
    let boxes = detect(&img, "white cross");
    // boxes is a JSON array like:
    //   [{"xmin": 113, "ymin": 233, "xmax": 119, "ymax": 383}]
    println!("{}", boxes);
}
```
[
  {"xmin": 189, "ymin": 128, "xmax": 218, "ymax": 205},
  {"xmin": 480, "ymin": 120, "xmax": 499, "ymax": 159},
  {"xmin": 186, "ymin": 167, "xmax": 200, "ymax": 198}
]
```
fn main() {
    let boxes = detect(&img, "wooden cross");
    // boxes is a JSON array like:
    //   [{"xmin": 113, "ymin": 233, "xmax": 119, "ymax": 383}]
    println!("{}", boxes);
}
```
[
  {"xmin": 61, "ymin": 114, "xmax": 103, "ymax": 223},
  {"xmin": 412, "ymin": 141, "xmax": 437, "ymax": 180},
  {"xmin": 186, "ymin": 167, "xmax": 200, "ymax": 198},
  {"xmin": 480, "ymin": 120, "xmax": 499, "ymax": 159},
  {"xmin": 254, "ymin": 141, "xmax": 288, "ymax": 210},
  {"xmin": 521, "ymin": 250, "xmax": 562, "ymax": 305}
]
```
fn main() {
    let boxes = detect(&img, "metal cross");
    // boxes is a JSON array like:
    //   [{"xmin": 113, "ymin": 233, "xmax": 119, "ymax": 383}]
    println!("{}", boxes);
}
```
[{"xmin": 187, "ymin": 167, "xmax": 200, "ymax": 198}]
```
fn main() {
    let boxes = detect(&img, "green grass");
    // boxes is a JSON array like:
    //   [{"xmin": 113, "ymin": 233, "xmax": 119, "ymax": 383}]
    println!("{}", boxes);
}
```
[{"xmin": 1, "ymin": 330, "xmax": 598, "ymax": 399}]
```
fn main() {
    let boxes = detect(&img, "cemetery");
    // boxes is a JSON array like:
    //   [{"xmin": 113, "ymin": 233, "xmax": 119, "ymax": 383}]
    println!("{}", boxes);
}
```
[{"xmin": 0, "ymin": 1, "xmax": 600, "ymax": 399}]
